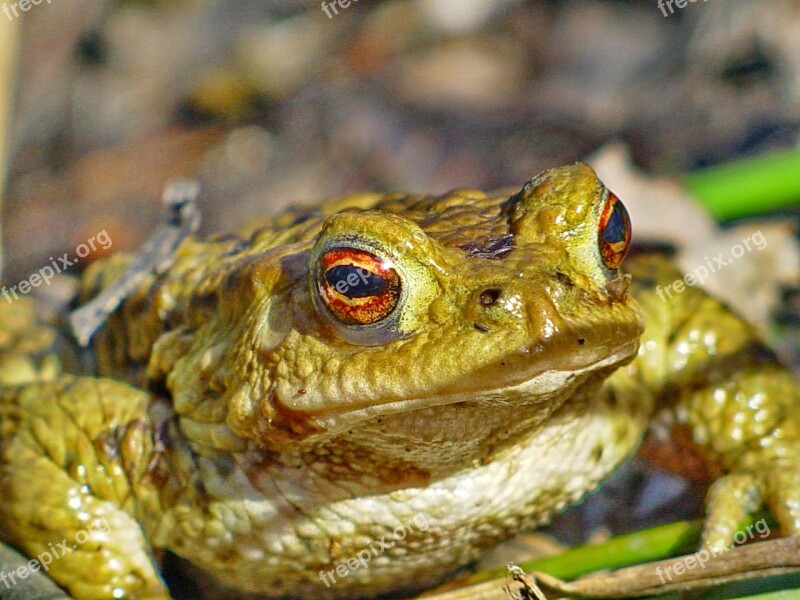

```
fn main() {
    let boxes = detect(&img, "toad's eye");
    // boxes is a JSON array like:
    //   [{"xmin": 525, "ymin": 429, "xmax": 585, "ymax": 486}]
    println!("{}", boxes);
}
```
[
  {"xmin": 317, "ymin": 248, "xmax": 402, "ymax": 325},
  {"xmin": 598, "ymin": 192, "xmax": 631, "ymax": 270}
]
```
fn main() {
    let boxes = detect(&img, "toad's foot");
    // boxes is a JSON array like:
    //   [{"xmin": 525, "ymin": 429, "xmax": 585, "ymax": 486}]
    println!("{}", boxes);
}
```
[{"xmin": 0, "ymin": 377, "xmax": 171, "ymax": 599}]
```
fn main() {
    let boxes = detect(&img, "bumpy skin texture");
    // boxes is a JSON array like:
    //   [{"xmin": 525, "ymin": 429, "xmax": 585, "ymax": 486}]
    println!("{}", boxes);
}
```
[{"xmin": 0, "ymin": 164, "xmax": 798, "ymax": 599}]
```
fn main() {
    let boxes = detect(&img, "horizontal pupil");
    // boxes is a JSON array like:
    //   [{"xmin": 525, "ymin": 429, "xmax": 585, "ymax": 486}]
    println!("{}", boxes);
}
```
[
  {"xmin": 325, "ymin": 265, "xmax": 388, "ymax": 298},
  {"xmin": 600, "ymin": 203, "xmax": 626, "ymax": 243}
]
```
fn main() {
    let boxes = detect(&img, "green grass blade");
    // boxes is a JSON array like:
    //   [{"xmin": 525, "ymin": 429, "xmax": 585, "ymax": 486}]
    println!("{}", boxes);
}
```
[{"xmin": 685, "ymin": 148, "xmax": 800, "ymax": 220}]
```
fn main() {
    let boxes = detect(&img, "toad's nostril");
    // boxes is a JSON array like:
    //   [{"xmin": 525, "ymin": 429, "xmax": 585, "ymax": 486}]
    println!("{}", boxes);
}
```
[{"xmin": 480, "ymin": 289, "xmax": 502, "ymax": 306}]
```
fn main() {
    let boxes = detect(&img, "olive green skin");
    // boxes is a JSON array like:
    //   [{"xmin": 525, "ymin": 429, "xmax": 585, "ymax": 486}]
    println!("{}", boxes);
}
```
[{"xmin": 0, "ymin": 164, "xmax": 798, "ymax": 599}]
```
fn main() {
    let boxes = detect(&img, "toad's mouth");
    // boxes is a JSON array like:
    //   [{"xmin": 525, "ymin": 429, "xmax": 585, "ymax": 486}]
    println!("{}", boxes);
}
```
[{"xmin": 287, "ymin": 339, "xmax": 639, "ymax": 435}]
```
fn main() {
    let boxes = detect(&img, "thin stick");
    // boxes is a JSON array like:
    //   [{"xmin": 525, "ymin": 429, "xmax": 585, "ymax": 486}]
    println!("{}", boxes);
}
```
[
  {"xmin": 69, "ymin": 179, "xmax": 201, "ymax": 345},
  {"xmin": 418, "ymin": 536, "xmax": 800, "ymax": 600}
]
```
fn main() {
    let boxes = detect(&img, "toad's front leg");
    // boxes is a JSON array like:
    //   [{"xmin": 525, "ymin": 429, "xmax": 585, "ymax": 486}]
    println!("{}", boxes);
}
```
[
  {"xmin": 629, "ymin": 252, "xmax": 800, "ymax": 552},
  {"xmin": 0, "ymin": 376, "xmax": 172, "ymax": 599}
]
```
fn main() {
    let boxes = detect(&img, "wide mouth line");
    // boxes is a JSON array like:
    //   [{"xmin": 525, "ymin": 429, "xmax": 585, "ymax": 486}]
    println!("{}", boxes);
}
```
[{"xmin": 292, "ymin": 340, "xmax": 639, "ymax": 429}]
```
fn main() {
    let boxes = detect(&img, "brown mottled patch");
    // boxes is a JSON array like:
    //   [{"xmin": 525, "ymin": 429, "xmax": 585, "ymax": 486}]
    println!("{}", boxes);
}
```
[
  {"xmin": 639, "ymin": 422, "xmax": 724, "ymax": 481},
  {"xmin": 120, "ymin": 419, "xmax": 151, "ymax": 475},
  {"xmin": 95, "ymin": 426, "xmax": 121, "ymax": 461},
  {"xmin": 479, "ymin": 453, "xmax": 496, "ymax": 466},
  {"xmin": 264, "ymin": 395, "xmax": 328, "ymax": 446},
  {"xmin": 306, "ymin": 439, "xmax": 431, "ymax": 490},
  {"xmin": 94, "ymin": 417, "xmax": 174, "ymax": 490},
  {"xmin": 143, "ymin": 418, "xmax": 171, "ymax": 487},
  {"xmin": 213, "ymin": 546, "xmax": 239, "ymax": 565},
  {"xmin": 375, "ymin": 463, "xmax": 431, "ymax": 488}
]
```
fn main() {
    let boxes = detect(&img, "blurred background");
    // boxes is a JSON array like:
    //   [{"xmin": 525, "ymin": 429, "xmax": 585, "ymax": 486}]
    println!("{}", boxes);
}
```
[
  {"xmin": 1, "ymin": 0, "xmax": 800, "ymax": 580},
  {"xmin": 4, "ymin": 0, "xmax": 800, "ymax": 271}
]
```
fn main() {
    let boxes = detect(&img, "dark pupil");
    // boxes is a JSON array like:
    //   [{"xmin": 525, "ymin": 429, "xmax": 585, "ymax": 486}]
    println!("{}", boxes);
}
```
[
  {"xmin": 325, "ymin": 265, "xmax": 387, "ymax": 298},
  {"xmin": 600, "ymin": 203, "xmax": 626, "ymax": 244}
]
